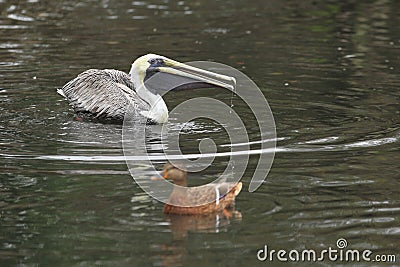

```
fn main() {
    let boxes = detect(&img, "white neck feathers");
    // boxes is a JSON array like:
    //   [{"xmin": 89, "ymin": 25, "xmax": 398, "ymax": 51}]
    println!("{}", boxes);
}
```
[{"xmin": 130, "ymin": 67, "xmax": 169, "ymax": 123}]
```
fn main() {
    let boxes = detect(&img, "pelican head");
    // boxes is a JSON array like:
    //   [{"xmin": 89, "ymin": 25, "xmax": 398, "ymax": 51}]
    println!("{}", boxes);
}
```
[{"xmin": 129, "ymin": 54, "xmax": 236, "ymax": 124}]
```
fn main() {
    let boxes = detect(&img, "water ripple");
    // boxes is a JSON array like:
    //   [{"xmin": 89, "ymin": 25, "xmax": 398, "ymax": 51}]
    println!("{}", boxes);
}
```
[
  {"xmin": 7, "ymin": 14, "xmax": 34, "ymax": 22},
  {"xmin": 1, "ymin": 132, "xmax": 398, "ymax": 162}
]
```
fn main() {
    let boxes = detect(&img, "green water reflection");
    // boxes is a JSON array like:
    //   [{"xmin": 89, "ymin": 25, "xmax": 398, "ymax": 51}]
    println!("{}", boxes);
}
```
[{"xmin": 0, "ymin": 0, "xmax": 399, "ymax": 266}]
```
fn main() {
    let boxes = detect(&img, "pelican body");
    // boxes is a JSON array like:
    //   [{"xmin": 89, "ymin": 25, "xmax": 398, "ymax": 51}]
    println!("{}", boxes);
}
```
[{"xmin": 58, "ymin": 54, "xmax": 236, "ymax": 124}]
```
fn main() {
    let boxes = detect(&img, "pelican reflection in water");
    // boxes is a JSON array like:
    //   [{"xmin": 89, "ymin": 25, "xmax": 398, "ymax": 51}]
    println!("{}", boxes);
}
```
[{"xmin": 58, "ymin": 54, "xmax": 236, "ymax": 124}]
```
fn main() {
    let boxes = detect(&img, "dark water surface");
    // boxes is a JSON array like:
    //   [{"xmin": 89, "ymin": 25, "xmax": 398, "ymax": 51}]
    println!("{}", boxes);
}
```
[{"xmin": 1, "ymin": 0, "xmax": 400, "ymax": 266}]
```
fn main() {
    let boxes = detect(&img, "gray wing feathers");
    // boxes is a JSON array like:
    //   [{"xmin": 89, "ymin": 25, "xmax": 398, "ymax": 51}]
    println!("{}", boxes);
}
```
[
  {"xmin": 59, "ymin": 69, "xmax": 148, "ymax": 120},
  {"xmin": 57, "ymin": 88, "xmax": 66, "ymax": 97}
]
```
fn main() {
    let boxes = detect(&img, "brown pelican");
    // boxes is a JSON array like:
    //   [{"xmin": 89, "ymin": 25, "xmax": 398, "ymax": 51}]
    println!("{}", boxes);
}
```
[{"xmin": 58, "ymin": 54, "xmax": 235, "ymax": 124}]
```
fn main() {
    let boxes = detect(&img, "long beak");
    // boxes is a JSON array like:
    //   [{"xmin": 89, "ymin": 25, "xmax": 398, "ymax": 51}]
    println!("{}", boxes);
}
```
[{"xmin": 156, "ymin": 58, "xmax": 236, "ymax": 91}]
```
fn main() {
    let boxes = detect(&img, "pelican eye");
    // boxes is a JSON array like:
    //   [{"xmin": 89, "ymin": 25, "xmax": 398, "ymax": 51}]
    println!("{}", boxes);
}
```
[{"xmin": 148, "ymin": 58, "xmax": 164, "ymax": 66}]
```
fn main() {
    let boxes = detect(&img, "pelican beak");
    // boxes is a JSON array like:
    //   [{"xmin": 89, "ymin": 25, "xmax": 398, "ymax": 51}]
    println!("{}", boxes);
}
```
[{"xmin": 155, "ymin": 58, "xmax": 236, "ymax": 91}]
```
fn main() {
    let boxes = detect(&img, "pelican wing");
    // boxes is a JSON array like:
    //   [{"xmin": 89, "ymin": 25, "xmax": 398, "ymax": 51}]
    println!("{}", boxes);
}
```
[{"xmin": 59, "ymin": 69, "xmax": 149, "ymax": 120}]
